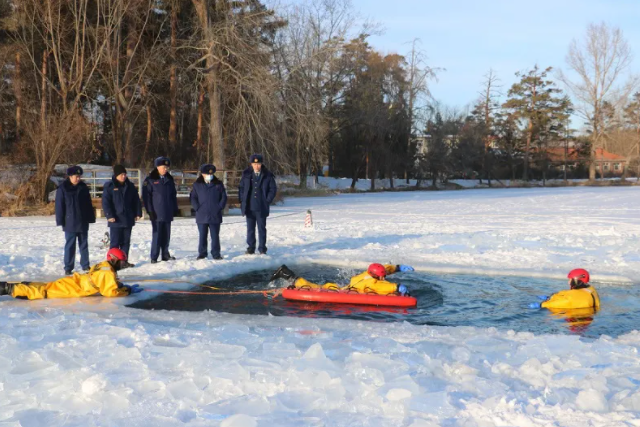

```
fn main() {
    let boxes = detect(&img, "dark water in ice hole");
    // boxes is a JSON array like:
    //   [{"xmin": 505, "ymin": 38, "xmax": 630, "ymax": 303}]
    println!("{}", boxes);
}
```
[{"xmin": 127, "ymin": 264, "xmax": 640, "ymax": 338}]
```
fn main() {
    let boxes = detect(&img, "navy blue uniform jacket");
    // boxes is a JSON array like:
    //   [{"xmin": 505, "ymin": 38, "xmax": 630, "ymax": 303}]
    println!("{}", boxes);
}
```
[
  {"xmin": 190, "ymin": 176, "xmax": 228, "ymax": 224},
  {"xmin": 55, "ymin": 179, "xmax": 96, "ymax": 232},
  {"xmin": 238, "ymin": 166, "xmax": 277, "ymax": 216},
  {"xmin": 102, "ymin": 177, "xmax": 143, "ymax": 228},
  {"xmin": 142, "ymin": 169, "xmax": 179, "ymax": 222}
]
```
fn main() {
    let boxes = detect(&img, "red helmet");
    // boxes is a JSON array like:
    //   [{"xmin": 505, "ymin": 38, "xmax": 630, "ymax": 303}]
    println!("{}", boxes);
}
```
[
  {"xmin": 106, "ymin": 248, "xmax": 127, "ymax": 262},
  {"xmin": 368, "ymin": 263, "xmax": 387, "ymax": 279},
  {"xmin": 568, "ymin": 268, "xmax": 589, "ymax": 284}
]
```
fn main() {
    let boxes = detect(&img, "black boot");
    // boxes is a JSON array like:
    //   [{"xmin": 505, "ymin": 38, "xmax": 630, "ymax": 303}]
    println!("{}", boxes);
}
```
[
  {"xmin": 270, "ymin": 265, "xmax": 296, "ymax": 282},
  {"xmin": 120, "ymin": 261, "xmax": 135, "ymax": 269},
  {"xmin": 0, "ymin": 282, "xmax": 13, "ymax": 296}
]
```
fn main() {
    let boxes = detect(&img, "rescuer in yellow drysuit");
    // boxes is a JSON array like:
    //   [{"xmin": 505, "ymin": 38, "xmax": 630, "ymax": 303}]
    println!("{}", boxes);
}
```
[
  {"xmin": 270, "ymin": 263, "xmax": 414, "ymax": 295},
  {"xmin": 530, "ymin": 268, "xmax": 600, "ymax": 310},
  {"xmin": 0, "ymin": 248, "xmax": 143, "ymax": 300}
]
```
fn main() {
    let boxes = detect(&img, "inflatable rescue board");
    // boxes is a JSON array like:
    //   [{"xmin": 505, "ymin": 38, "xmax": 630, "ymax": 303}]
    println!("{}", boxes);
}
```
[{"xmin": 282, "ymin": 288, "xmax": 417, "ymax": 307}]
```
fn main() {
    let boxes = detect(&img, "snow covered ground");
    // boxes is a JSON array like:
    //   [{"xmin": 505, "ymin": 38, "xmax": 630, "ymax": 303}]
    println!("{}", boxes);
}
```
[{"xmin": 1, "ymin": 187, "xmax": 640, "ymax": 426}]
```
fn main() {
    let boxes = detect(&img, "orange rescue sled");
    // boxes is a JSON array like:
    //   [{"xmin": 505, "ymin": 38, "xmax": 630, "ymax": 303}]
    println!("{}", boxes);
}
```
[{"xmin": 282, "ymin": 288, "xmax": 417, "ymax": 308}]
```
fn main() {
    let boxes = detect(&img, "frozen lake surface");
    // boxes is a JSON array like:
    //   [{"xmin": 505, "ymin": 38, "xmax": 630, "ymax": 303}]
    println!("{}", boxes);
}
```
[{"xmin": 1, "ymin": 187, "xmax": 640, "ymax": 425}]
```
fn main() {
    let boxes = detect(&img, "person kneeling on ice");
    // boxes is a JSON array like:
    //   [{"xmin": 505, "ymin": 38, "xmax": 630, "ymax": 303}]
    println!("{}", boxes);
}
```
[
  {"xmin": 530, "ymin": 268, "xmax": 600, "ymax": 310},
  {"xmin": 0, "ymin": 249, "xmax": 143, "ymax": 300},
  {"xmin": 270, "ymin": 263, "xmax": 414, "ymax": 295}
]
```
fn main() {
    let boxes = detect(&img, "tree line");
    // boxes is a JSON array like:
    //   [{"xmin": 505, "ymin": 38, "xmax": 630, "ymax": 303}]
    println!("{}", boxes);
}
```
[
  {"xmin": 422, "ymin": 23, "xmax": 639, "ymax": 186},
  {"xmin": 0, "ymin": 1, "xmax": 638, "ymax": 202}
]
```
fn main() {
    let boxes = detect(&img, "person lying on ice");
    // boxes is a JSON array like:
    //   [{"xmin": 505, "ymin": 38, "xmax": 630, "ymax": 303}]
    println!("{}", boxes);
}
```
[
  {"xmin": 530, "ymin": 268, "xmax": 600, "ymax": 310},
  {"xmin": 0, "ymin": 249, "xmax": 143, "ymax": 300},
  {"xmin": 270, "ymin": 263, "xmax": 414, "ymax": 295}
]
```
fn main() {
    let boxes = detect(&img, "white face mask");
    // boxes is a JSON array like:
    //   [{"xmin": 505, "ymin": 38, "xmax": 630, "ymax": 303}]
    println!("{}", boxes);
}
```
[{"xmin": 203, "ymin": 174, "xmax": 213, "ymax": 183}]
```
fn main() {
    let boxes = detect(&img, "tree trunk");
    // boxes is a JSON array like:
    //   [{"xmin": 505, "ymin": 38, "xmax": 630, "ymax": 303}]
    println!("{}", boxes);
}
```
[
  {"xmin": 168, "ymin": 3, "xmax": 178, "ymax": 145},
  {"xmin": 40, "ymin": 51, "xmax": 47, "ymax": 129},
  {"xmin": 123, "ymin": 26, "xmax": 137, "ymax": 166},
  {"xmin": 113, "ymin": 105, "xmax": 124, "ymax": 164},
  {"xmin": 14, "ymin": 52, "xmax": 22, "ymax": 142},
  {"xmin": 207, "ymin": 64, "xmax": 224, "ymax": 167},
  {"xmin": 195, "ymin": 85, "xmax": 205, "ymax": 155},
  {"xmin": 621, "ymin": 157, "xmax": 629, "ymax": 181},
  {"xmin": 141, "ymin": 85, "xmax": 152, "ymax": 164},
  {"xmin": 589, "ymin": 107, "xmax": 599, "ymax": 181},
  {"xmin": 39, "ymin": 50, "xmax": 49, "ymax": 202},
  {"xmin": 589, "ymin": 145, "xmax": 597, "ymax": 181},
  {"xmin": 298, "ymin": 149, "xmax": 308, "ymax": 189},
  {"xmin": 192, "ymin": 0, "xmax": 225, "ymax": 168},
  {"xmin": 523, "ymin": 120, "xmax": 532, "ymax": 180}
]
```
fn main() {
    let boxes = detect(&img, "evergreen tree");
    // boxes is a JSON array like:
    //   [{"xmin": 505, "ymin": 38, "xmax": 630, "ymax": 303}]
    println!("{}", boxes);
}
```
[{"xmin": 503, "ymin": 65, "xmax": 571, "ymax": 180}]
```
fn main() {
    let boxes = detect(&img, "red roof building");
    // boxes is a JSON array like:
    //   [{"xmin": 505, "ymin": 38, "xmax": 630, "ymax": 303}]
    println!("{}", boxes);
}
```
[{"xmin": 546, "ymin": 147, "xmax": 627, "ymax": 175}]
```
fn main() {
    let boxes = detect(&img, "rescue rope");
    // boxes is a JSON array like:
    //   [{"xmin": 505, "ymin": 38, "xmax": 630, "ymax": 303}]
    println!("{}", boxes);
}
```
[
  {"xmin": 143, "ymin": 288, "xmax": 282, "ymax": 298},
  {"xmin": 122, "ymin": 278, "xmax": 226, "ymax": 290}
]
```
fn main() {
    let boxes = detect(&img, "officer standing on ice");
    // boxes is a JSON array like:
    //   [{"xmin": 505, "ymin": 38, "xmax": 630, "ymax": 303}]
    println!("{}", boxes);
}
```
[
  {"xmin": 143, "ymin": 156, "xmax": 179, "ymax": 263},
  {"xmin": 190, "ymin": 164, "xmax": 227, "ymax": 260},
  {"xmin": 238, "ymin": 154, "xmax": 277, "ymax": 255},
  {"xmin": 56, "ymin": 165, "xmax": 96, "ymax": 275},
  {"xmin": 102, "ymin": 164, "xmax": 142, "ymax": 267}
]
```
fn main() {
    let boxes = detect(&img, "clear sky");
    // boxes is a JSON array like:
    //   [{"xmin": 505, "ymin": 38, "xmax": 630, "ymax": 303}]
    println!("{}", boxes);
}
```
[{"xmin": 350, "ymin": 0, "xmax": 640, "ymax": 114}]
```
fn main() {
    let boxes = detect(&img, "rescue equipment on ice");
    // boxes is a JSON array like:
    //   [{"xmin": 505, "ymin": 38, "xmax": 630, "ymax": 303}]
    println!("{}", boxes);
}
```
[
  {"xmin": 282, "ymin": 287, "xmax": 417, "ymax": 307},
  {"xmin": 304, "ymin": 210, "xmax": 313, "ymax": 228}
]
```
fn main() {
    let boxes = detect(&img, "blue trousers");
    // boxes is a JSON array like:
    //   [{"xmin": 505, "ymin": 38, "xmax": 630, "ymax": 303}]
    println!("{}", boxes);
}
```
[
  {"xmin": 197, "ymin": 223, "xmax": 221, "ymax": 258},
  {"xmin": 64, "ymin": 231, "xmax": 89, "ymax": 271},
  {"xmin": 246, "ymin": 211, "xmax": 267, "ymax": 253},
  {"xmin": 150, "ymin": 221, "xmax": 172, "ymax": 261},
  {"xmin": 110, "ymin": 227, "xmax": 133, "ymax": 257}
]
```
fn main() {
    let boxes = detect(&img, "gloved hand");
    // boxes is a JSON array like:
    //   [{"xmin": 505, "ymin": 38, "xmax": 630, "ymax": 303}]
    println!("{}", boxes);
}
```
[
  {"xmin": 123, "ymin": 284, "xmax": 144, "ymax": 294},
  {"xmin": 398, "ymin": 265, "xmax": 414, "ymax": 272},
  {"xmin": 173, "ymin": 210, "xmax": 181, "ymax": 217},
  {"xmin": 148, "ymin": 212, "xmax": 157, "ymax": 221},
  {"xmin": 528, "ymin": 302, "xmax": 542, "ymax": 309},
  {"xmin": 397, "ymin": 284, "xmax": 409, "ymax": 296},
  {"xmin": 537, "ymin": 295, "xmax": 550, "ymax": 301}
]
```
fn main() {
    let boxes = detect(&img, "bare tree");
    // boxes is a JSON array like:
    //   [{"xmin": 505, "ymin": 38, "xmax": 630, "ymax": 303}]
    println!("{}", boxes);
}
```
[
  {"xmin": 607, "ymin": 92, "xmax": 640, "ymax": 179},
  {"xmin": 14, "ymin": 0, "xmax": 119, "ymax": 200},
  {"xmin": 404, "ymin": 38, "xmax": 439, "ymax": 182},
  {"xmin": 190, "ymin": 0, "xmax": 284, "ymax": 170},
  {"xmin": 96, "ymin": 0, "xmax": 166, "ymax": 166},
  {"xmin": 560, "ymin": 22, "xmax": 639, "ymax": 181},
  {"xmin": 473, "ymin": 69, "xmax": 501, "ymax": 184},
  {"xmin": 272, "ymin": 0, "xmax": 355, "ymax": 187}
]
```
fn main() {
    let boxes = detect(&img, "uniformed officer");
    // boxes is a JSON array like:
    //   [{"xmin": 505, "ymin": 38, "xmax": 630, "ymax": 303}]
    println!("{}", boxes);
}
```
[
  {"xmin": 238, "ymin": 154, "xmax": 277, "ymax": 254},
  {"xmin": 102, "ymin": 164, "xmax": 142, "ymax": 266},
  {"xmin": 142, "ymin": 157, "xmax": 179, "ymax": 263},
  {"xmin": 55, "ymin": 165, "xmax": 96, "ymax": 275},
  {"xmin": 190, "ymin": 164, "xmax": 227, "ymax": 260}
]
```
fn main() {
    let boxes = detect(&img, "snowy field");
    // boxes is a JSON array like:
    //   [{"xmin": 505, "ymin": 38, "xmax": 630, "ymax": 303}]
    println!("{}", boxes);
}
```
[{"xmin": 1, "ymin": 187, "xmax": 640, "ymax": 426}]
